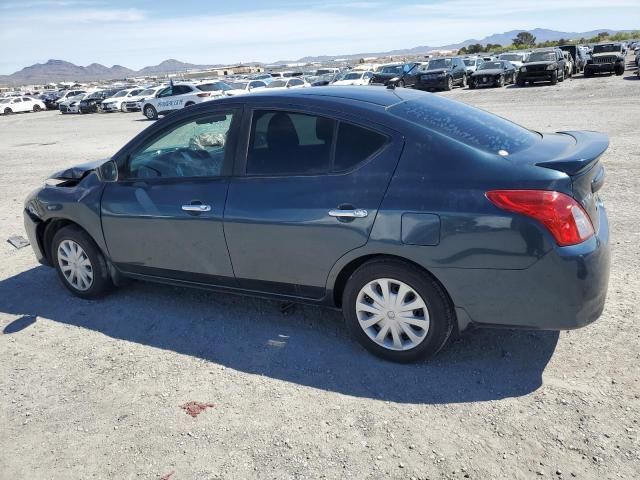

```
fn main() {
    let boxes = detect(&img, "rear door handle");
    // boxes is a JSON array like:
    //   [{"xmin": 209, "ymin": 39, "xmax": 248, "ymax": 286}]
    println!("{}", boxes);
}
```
[
  {"xmin": 329, "ymin": 208, "xmax": 368, "ymax": 218},
  {"xmin": 182, "ymin": 204, "xmax": 211, "ymax": 212}
]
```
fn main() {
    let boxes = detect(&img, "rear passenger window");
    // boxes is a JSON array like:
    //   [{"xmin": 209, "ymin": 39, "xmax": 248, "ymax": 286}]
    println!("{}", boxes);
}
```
[
  {"xmin": 334, "ymin": 123, "xmax": 387, "ymax": 172},
  {"xmin": 247, "ymin": 110, "xmax": 335, "ymax": 176}
]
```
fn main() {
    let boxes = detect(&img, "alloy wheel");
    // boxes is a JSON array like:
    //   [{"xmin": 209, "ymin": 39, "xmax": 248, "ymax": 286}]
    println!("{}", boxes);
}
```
[
  {"xmin": 57, "ymin": 239, "xmax": 94, "ymax": 291},
  {"xmin": 355, "ymin": 278, "xmax": 430, "ymax": 351}
]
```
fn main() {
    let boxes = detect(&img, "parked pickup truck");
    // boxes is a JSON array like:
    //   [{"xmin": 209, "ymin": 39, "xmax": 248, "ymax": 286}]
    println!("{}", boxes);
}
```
[{"xmin": 584, "ymin": 43, "xmax": 626, "ymax": 76}]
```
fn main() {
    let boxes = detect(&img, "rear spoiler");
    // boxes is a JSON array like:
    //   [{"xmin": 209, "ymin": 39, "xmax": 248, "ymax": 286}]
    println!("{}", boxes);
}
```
[{"xmin": 536, "ymin": 131, "xmax": 609, "ymax": 176}]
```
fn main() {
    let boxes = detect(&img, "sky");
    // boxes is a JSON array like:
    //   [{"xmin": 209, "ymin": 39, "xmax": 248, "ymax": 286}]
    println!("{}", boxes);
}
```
[{"xmin": 1, "ymin": 0, "xmax": 639, "ymax": 74}]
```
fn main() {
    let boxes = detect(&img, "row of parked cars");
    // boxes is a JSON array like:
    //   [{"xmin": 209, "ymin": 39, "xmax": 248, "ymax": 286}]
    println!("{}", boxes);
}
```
[{"xmin": 2, "ymin": 42, "xmax": 636, "ymax": 119}]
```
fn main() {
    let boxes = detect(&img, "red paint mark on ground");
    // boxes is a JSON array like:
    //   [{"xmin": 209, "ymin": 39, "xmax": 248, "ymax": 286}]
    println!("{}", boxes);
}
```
[
  {"xmin": 159, "ymin": 471, "xmax": 174, "ymax": 480},
  {"xmin": 180, "ymin": 401, "xmax": 215, "ymax": 418}
]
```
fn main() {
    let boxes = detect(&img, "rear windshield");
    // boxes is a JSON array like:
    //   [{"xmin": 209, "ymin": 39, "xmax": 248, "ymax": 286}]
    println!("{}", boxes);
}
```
[{"xmin": 388, "ymin": 95, "xmax": 540, "ymax": 155}]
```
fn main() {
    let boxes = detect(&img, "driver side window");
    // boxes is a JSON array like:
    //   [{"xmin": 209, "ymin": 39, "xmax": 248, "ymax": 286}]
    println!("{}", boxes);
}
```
[{"xmin": 126, "ymin": 112, "xmax": 235, "ymax": 179}]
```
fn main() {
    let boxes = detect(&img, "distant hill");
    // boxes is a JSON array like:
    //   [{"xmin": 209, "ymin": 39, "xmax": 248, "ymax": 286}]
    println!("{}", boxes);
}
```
[
  {"xmin": 0, "ymin": 58, "xmax": 218, "ymax": 87},
  {"xmin": 0, "ymin": 28, "xmax": 628, "ymax": 86}
]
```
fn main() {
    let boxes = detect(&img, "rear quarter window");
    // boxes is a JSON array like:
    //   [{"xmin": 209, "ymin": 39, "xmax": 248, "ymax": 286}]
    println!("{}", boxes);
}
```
[
  {"xmin": 388, "ymin": 95, "xmax": 540, "ymax": 155},
  {"xmin": 334, "ymin": 123, "xmax": 387, "ymax": 172}
]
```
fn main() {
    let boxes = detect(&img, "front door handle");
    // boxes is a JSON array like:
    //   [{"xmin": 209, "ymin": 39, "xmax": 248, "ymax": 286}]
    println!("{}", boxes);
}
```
[
  {"xmin": 182, "ymin": 204, "xmax": 211, "ymax": 212},
  {"xmin": 329, "ymin": 208, "xmax": 368, "ymax": 218}
]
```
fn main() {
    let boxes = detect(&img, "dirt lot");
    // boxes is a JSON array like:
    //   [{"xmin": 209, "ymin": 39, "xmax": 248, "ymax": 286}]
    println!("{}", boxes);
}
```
[{"xmin": 1, "ymin": 64, "xmax": 639, "ymax": 480}]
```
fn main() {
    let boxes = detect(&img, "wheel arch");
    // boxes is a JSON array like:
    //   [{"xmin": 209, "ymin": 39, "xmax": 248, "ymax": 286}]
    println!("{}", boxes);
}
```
[{"xmin": 330, "ymin": 253, "xmax": 455, "ymax": 312}]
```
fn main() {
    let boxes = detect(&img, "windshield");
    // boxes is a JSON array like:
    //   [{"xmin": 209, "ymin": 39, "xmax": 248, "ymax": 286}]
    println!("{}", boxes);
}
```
[
  {"xmin": 267, "ymin": 80, "xmax": 287, "ymax": 88},
  {"xmin": 380, "ymin": 65, "xmax": 403, "ymax": 74},
  {"xmin": 343, "ymin": 72, "xmax": 363, "ymax": 80},
  {"xmin": 229, "ymin": 82, "xmax": 248, "ymax": 89},
  {"xmin": 479, "ymin": 62, "xmax": 503, "ymax": 70},
  {"xmin": 0, "ymin": 99, "xmax": 10, "ymax": 103},
  {"xmin": 499, "ymin": 54, "xmax": 522, "ymax": 61},
  {"xmin": 593, "ymin": 44, "xmax": 620, "ymax": 53},
  {"xmin": 428, "ymin": 58, "xmax": 452, "ymax": 70},
  {"xmin": 388, "ymin": 95, "xmax": 539, "ymax": 155},
  {"xmin": 527, "ymin": 51, "xmax": 556, "ymax": 62},
  {"xmin": 113, "ymin": 90, "xmax": 128, "ymax": 98},
  {"xmin": 88, "ymin": 92, "xmax": 104, "ymax": 99},
  {"xmin": 463, "ymin": 59, "xmax": 476, "ymax": 66},
  {"xmin": 138, "ymin": 89, "xmax": 155, "ymax": 96},
  {"xmin": 197, "ymin": 82, "xmax": 232, "ymax": 92}
]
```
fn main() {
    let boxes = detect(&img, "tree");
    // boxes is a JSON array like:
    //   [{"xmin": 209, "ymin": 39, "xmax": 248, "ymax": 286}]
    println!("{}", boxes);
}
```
[
  {"xmin": 486, "ymin": 43, "xmax": 501, "ymax": 51},
  {"xmin": 513, "ymin": 31, "xmax": 536, "ymax": 47},
  {"xmin": 598, "ymin": 31, "xmax": 610, "ymax": 38},
  {"xmin": 467, "ymin": 43, "xmax": 483, "ymax": 54},
  {"xmin": 458, "ymin": 47, "xmax": 468, "ymax": 55},
  {"xmin": 557, "ymin": 38, "xmax": 567, "ymax": 45}
]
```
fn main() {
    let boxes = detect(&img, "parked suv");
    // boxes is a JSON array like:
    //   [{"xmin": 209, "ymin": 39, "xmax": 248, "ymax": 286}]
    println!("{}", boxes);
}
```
[
  {"xmin": 517, "ymin": 48, "xmax": 566, "ymax": 86},
  {"xmin": 416, "ymin": 57, "xmax": 468, "ymax": 90},
  {"xmin": 141, "ymin": 82, "xmax": 229, "ymax": 120},
  {"xmin": 584, "ymin": 43, "xmax": 626, "ymax": 76}
]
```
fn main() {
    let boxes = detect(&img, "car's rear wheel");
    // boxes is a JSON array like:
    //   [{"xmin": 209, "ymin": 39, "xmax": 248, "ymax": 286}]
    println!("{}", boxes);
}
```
[
  {"xmin": 52, "ymin": 226, "xmax": 113, "ymax": 299},
  {"xmin": 33, "ymin": 104, "xmax": 41, "ymax": 112},
  {"xmin": 342, "ymin": 259, "xmax": 454, "ymax": 362},
  {"xmin": 144, "ymin": 104, "xmax": 158, "ymax": 120}
]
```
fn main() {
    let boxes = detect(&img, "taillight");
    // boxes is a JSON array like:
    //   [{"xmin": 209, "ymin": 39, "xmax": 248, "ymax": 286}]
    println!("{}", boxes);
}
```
[
  {"xmin": 486, "ymin": 190, "xmax": 594, "ymax": 246},
  {"xmin": 196, "ymin": 93, "xmax": 211, "ymax": 97}
]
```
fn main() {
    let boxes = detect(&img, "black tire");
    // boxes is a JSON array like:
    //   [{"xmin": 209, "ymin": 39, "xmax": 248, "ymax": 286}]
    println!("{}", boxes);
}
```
[
  {"xmin": 52, "ymin": 225, "xmax": 113, "ymax": 299},
  {"xmin": 614, "ymin": 64, "xmax": 624, "ymax": 76},
  {"xmin": 468, "ymin": 79, "xmax": 476, "ymax": 89},
  {"xmin": 558, "ymin": 69, "xmax": 564, "ymax": 82},
  {"xmin": 584, "ymin": 68, "xmax": 593, "ymax": 78},
  {"xmin": 444, "ymin": 76, "xmax": 453, "ymax": 91},
  {"xmin": 4, "ymin": 108, "xmax": 12, "ymax": 115},
  {"xmin": 461, "ymin": 75, "xmax": 467, "ymax": 88},
  {"xmin": 496, "ymin": 75, "xmax": 504, "ymax": 88},
  {"xmin": 550, "ymin": 70, "xmax": 558, "ymax": 85},
  {"xmin": 144, "ymin": 104, "xmax": 157, "ymax": 120},
  {"xmin": 33, "ymin": 104, "xmax": 41, "ymax": 112},
  {"xmin": 342, "ymin": 259, "xmax": 455, "ymax": 363},
  {"xmin": 516, "ymin": 76, "xmax": 525, "ymax": 87}
]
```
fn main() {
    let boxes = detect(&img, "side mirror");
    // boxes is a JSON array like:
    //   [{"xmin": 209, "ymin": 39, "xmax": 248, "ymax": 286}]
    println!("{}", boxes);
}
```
[{"xmin": 98, "ymin": 160, "xmax": 118, "ymax": 183}]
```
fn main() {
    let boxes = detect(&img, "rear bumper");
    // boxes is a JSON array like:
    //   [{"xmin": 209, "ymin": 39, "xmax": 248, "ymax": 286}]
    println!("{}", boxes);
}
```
[{"xmin": 436, "ymin": 204, "xmax": 610, "ymax": 330}]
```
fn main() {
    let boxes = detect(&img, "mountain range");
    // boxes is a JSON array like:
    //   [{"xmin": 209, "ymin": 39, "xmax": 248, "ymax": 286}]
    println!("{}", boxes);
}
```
[{"xmin": 0, "ymin": 28, "xmax": 625, "ymax": 86}]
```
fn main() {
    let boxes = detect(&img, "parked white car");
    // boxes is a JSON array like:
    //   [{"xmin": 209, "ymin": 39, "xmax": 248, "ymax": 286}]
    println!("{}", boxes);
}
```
[
  {"xmin": 121, "ymin": 86, "xmax": 165, "ymax": 112},
  {"xmin": 463, "ymin": 56, "xmax": 484, "ymax": 73},
  {"xmin": 54, "ymin": 90, "xmax": 86, "ymax": 106},
  {"xmin": 0, "ymin": 96, "xmax": 46, "ymax": 114},
  {"xmin": 141, "ymin": 82, "xmax": 228, "ymax": 120},
  {"xmin": 332, "ymin": 71, "xmax": 374, "ymax": 86},
  {"xmin": 100, "ymin": 88, "xmax": 144, "ymax": 112},
  {"xmin": 58, "ymin": 93, "xmax": 87, "ymax": 114},
  {"xmin": 225, "ymin": 80, "xmax": 268, "ymax": 96},
  {"xmin": 264, "ymin": 78, "xmax": 310, "ymax": 90},
  {"xmin": 498, "ymin": 52, "xmax": 529, "ymax": 70}
]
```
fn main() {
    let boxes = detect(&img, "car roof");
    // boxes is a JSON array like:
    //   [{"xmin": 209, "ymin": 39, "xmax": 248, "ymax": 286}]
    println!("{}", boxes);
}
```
[{"xmin": 218, "ymin": 85, "xmax": 424, "ymax": 107}]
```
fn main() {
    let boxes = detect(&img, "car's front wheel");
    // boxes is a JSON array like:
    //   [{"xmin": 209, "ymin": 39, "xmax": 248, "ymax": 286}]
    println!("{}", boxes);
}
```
[
  {"xmin": 33, "ymin": 104, "xmax": 41, "ymax": 112},
  {"xmin": 614, "ymin": 63, "xmax": 625, "ymax": 76},
  {"xmin": 461, "ymin": 75, "xmax": 467, "ymax": 88},
  {"xmin": 4, "ymin": 107, "xmax": 13, "ymax": 115},
  {"xmin": 144, "ymin": 104, "xmax": 158, "ymax": 120},
  {"xmin": 342, "ymin": 259, "xmax": 454, "ymax": 362},
  {"xmin": 444, "ymin": 76, "xmax": 453, "ymax": 91},
  {"xmin": 496, "ymin": 75, "xmax": 504, "ymax": 87},
  {"xmin": 52, "ymin": 226, "xmax": 113, "ymax": 299},
  {"xmin": 550, "ymin": 70, "xmax": 558, "ymax": 85}
]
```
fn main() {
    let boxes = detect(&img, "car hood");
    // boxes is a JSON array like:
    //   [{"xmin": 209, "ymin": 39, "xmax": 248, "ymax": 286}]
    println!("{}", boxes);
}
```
[
  {"xmin": 50, "ymin": 158, "xmax": 108, "ymax": 180},
  {"xmin": 371, "ymin": 72, "xmax": 397, "ymax": 80},
  {"xmin": 472, "ymin": 69, "xmax": 503, "ymax": 76},
  {"xmin": 423, "ymin": 68, "xmax": 449, "ymax": 75},
  {"xmin": 592, "ymin": 51, "xmax": 621, "ymax": 57}
]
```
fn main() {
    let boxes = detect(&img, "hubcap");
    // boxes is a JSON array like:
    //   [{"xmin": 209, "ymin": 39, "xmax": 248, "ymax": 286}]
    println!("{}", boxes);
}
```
[
  {"xmin": 356, "ymin": 278, "xmax": 430, "ymax": 351},
  {"xmin": 57, "ymin": 240, "xmax": 93, "ymax": 291}
]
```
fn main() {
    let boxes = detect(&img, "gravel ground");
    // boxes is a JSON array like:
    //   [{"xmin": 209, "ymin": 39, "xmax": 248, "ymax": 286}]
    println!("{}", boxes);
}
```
[{"xmin": 1, "ymin": 62, "xmax": 639, "ymax": 480}]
